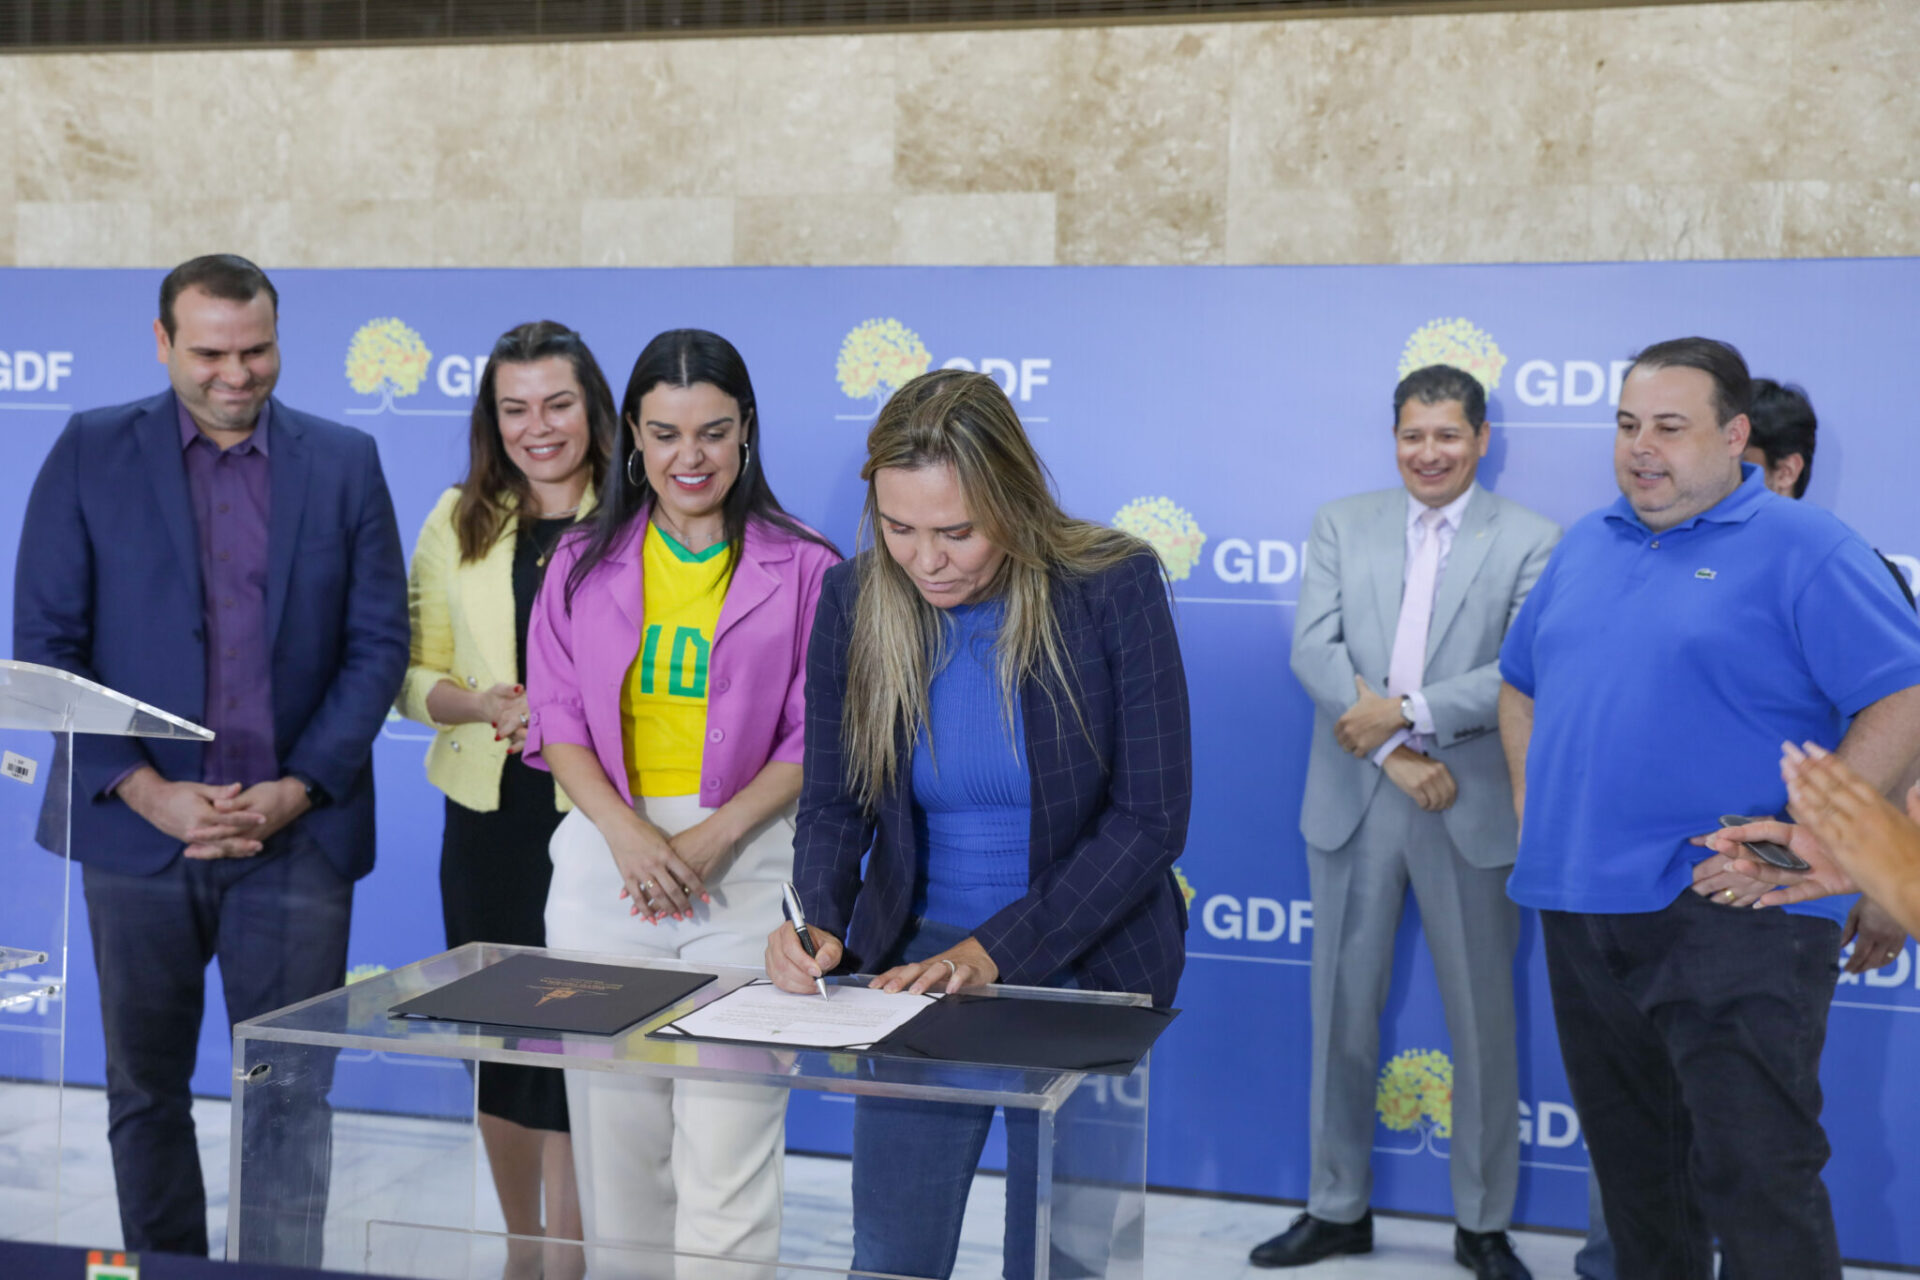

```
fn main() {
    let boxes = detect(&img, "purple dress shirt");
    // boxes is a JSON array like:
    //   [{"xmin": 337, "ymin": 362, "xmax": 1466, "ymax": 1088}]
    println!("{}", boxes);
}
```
[{"xmin": 178, "ymin": 399, "xmax": 279, "ymax": 786}]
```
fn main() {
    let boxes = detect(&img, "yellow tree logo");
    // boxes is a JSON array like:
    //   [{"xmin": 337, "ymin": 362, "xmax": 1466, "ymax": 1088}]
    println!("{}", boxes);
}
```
[
  {"xmin": 1112, "ymin": 496, "xmax": 1207, "ymax": 583},
  {"xmin": 1376, "ymin": 1048, "xmax": 1454, "ymax": 1154},
  {"xmin": 345, "ymin": 318, "xmax": 433, "ymax": 414},
  {"xmin": 1172, "ymin": 866, "xmax": 1197, "ymax": 910},
  {"xmin": 836, "ymin": 319, "xmax": 932, "ymax": 415},
  {"xmin": 1399, "ymin": 318, "xmax": 1507, "ymax": 396}
]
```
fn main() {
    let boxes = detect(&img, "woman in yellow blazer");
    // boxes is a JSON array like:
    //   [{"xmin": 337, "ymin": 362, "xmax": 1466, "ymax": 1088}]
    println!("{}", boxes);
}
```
[{"xmin": 398, "ymin": 321, "xmax": 617, "ymax": 1280}]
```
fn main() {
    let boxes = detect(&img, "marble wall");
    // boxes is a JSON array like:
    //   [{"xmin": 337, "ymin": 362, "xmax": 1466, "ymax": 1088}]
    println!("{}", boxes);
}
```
[{"xmin": 1, "ymin": 0, "xmax": 1914, "ymax": 268}]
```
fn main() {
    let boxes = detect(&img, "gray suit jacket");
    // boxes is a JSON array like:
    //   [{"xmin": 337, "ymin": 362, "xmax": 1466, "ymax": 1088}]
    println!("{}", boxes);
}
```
[{"xmin": 1291, "ymin": 484, "xmax": 1559, "ymax": 868}]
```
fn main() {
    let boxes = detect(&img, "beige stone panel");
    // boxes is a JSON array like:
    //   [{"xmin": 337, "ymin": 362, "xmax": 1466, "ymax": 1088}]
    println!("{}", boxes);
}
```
[
  {"xmin": 1230, "ymin": 17, "xmax": 1411, "ymax": 193},
  {"xmin": 16, "ymin": 55, "xmax": 154, "ymax": 202},
  {"xmin": 1385, "ymin": 184, "xmax": 1596, "ymax": 264},
  {"xmin": 286, "ymin": 200, "xmax": 435, "ymax": 267},
  {"xmin": 149, "ymin": 200, "xmax": 293, "ymax": 267},
  {"xmin": 1058, "ymin": 188, "xmax": 1222, "ymax": 266},
  {"xmin": 428, "ymin": 45, "xmax": 581, "ymax": 202},
  {"xmin": 430, "ymin": 201, "xmax": 579, "ymax": 267},
  {"xmin": 0, "ymin": 211, "xmax": 13, "ymax": 268},
  {"xmin": 733, "ymin": 38, "xmax": 896, "ymax": 198},
  {"xmin": 149, "ymin": 50, "xmax": 296, "ymax": 203},
  {"xmin": 579, "ymin": 198, "xmax": 735, "ymax": 267},
  {"xmin": 1788, "ymin": 1, "xmax": 1920, "ymax": 181},
  {"xmin": 894, "ymin": 29, "xmax": 1064, "ymax": 194},
  {"xmin": 16, "ymin": 202, "xmax": 154, "ymax": 267},
  {"xmin": 1590, "ymin": 3, "xmax": 1795, "ymax": 185},
  {"xmin": 285, "ymin": 49, "xmax": 437, "ymax": 205},
  {"xmin": 1587, "ymin": 182, "xmax": 1788, "ymax": 261},
  {"xmin": 895, "ymin": 193, "xmax": 1056, "ymax": 265},
  {"xmin": 1381, "ymin": 12, "xmax": 1597, "ymax": 188},
  {"xmin": 734, "ymin": 194, "xmax": 897, "ymax": 266},
  {"xmin": 0, "ymin": 60, "xmax": 18, "ymax": 211},
  {"xmin": 1784, "ymin": 180, "xmax": 1920, "ymax": 257},
  {"xmin": 574, "ymin": 40, "xmax": 740, "ymax": 199},
  {"xmin": 1055, "ymin": 25, "xmax": 1230, "ymax": 196},
  {"xmin": 1227, "ymin": 185, "xmax": 1394, "ymax": 264}
]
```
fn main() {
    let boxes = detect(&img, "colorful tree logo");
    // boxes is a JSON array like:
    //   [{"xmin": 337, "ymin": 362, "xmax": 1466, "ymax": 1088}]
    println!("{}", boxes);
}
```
[
  {"xmin": 836, "ymin": 319, "xmax": 932, "ymax": 415},
  {"xmin": 1399, "ymin": 318, "xmax": 1508, "ymax": 396},
  {"xmin": 345, "ymin": 317, "xmax": 433, "ymax": 414},
  {"xmin": 1376, "ymin": 1048, "xmax": 1454, "ymax": 1154},
  {"xmin": 1172, "ymin": 866, "xmax": 1197, "ymax": 910},
  {"xmin": 1112, "ymin": 496, "xmax": 1207, "ymax": 583}
]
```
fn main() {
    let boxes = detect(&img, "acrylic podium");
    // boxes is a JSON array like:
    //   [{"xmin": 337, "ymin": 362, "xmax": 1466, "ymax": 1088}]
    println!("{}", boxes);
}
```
[
  {"xmin": 230, "ymin": 941, "xmax": 1151, "ymax": 1280},
  {"xmin": 0, "ymin": 660, "xmax": 213, "ymax": 1244}
]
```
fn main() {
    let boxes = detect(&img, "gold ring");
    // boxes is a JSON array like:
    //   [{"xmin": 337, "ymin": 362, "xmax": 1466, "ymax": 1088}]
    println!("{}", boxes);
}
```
[
  {"xmin": 1888, "ymin": 950, "xmax": 1900, "ymax": 960},
  {"xmin": 638, "ymin": 880, "xmax": 653, "ymax": 893},
  {"xmin": 1723, "ymin": 889, "xmax": 1736, "ymax": 900}
]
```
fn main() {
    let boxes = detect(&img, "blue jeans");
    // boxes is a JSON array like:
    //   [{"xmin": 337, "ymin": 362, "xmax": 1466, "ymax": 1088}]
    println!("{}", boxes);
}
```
[
  {"xmin": 83, "ymin": 827, "xmax": 351, "ymax": 1263},
  {"xmin": 1544, "ymin": 890, "xmax": 1838, "ymax": 1280},
  {"xmin": 850, "ymin": 919, "xmax": 1092, "ymax": 1280},
  {"xmin": 1575, "ymin": 1170, "xmax": 1614, "ymax": 1280}
]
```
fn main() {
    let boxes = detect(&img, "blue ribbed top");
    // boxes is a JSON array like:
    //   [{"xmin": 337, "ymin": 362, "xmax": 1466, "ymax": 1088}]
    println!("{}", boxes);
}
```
[{"xmin": 911, "ymin": 599, "xmax": 1031, "ymax": 928}]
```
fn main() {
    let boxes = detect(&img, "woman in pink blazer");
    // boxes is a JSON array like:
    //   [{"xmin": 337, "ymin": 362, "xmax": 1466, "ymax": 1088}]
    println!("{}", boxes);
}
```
[{"xmin": 523, "ymin": 329, "xmax": 838, "ymax": 1278}]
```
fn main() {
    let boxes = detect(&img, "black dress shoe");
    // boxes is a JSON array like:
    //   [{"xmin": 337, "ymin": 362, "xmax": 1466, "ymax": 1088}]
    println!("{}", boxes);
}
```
[
  {"xmin": 1454, "ymin": 1227, "xmax": 1532, "ymax": 1280},
  {"xmin": 1248, "ymin": 1211, "xmax": 1373, "ymax": 1267}
]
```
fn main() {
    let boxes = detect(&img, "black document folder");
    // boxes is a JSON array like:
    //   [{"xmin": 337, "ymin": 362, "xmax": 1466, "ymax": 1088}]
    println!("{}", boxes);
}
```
[
  {"xmin": 389, "ymin": 954, "xmax": 717, "ymax": 1037},
  {"xmin": 870, "ymin": 993, "xmax": 1178, "ymax": 1075}
]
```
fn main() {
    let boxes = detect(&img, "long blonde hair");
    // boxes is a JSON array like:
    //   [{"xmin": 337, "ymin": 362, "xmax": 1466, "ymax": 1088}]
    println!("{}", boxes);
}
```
[{"xmin": 843, "ymin": 370, "xmax": 1149, "ymax": 809}]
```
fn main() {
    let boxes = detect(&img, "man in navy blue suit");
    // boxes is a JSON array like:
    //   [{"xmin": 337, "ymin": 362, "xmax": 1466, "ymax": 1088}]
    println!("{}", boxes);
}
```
[{"xmin": 13, "ymin": 255, "xmax": 408, "ymax": 1262}]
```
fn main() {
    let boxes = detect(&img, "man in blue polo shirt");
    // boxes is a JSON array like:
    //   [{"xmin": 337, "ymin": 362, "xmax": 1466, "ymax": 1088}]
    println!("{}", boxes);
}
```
[{"xmin": 1496, "ymin": 337, "xmax": 1920, "ymax": 1280}]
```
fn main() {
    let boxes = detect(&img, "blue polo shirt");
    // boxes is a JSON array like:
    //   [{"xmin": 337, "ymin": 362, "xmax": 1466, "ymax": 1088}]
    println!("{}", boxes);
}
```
[{"xmin": 1499, "ymin": 464, "xmax": 1920, "ymax": 921}]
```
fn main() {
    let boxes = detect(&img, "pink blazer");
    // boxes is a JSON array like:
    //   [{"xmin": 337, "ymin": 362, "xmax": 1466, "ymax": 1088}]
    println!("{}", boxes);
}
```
[{"xmin": 523, "ymin": 511, "xmax": 838, "ymax": 807}]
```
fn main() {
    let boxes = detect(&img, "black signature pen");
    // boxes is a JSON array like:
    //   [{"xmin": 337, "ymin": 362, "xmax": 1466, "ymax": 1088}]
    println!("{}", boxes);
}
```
[{"xmin": 781, "ymin": 882, "xmax": 830, "ymax": 999}]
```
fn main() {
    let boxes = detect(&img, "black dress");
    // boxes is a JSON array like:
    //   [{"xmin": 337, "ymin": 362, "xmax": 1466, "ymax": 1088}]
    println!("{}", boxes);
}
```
[{"xmin": 438, "ymin": 515, "xmax": 573, "ymax": 1132}]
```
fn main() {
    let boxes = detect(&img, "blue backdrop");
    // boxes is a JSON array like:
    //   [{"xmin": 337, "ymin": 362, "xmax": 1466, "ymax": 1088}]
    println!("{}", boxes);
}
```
[{"xmin": 3, "ymin": 262, "xmax": 1917, "ymax": 1265}]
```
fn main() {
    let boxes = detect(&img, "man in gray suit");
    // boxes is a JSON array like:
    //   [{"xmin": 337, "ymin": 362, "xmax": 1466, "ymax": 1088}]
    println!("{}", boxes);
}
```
[{"xmin": 1251, "ymin": 365, "xmax": 1557, "ymax": 1279}]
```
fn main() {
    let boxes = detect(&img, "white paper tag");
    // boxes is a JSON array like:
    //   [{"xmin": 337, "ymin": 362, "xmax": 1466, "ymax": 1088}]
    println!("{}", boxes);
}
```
[{"xmin": 2, "ymin": 751, "xmax": 38, "ymax": 785}]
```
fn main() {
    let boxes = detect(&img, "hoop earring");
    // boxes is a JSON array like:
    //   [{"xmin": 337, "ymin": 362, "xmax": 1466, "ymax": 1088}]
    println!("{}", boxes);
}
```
[{"xmin": 626, "ymin": 450, "xmax": 643, "ymax": 489}]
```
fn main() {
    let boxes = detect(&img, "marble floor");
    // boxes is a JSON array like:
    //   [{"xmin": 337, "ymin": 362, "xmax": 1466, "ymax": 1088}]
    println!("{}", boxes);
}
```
[{"xmin": 0, "ymin": 1085, "xmax": 1908, "ymax": 1279}]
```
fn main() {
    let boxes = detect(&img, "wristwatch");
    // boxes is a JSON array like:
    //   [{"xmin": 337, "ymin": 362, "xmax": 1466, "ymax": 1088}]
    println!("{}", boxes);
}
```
[
  {"xmin": 1399, "ymin": 696, "xmax": 1416, "ymax": 728},
  {"xmin": 291, "ymin": 773, "xmax": 332, "ymax": 810}
]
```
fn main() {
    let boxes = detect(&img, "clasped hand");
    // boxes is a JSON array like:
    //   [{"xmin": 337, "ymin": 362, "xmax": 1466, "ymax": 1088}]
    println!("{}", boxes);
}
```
[
  {"xmin": 605, "ymin": 808, "xmax": 738, "ymax": 922},
  {"xmin": 1382, "ymin": 745, "xmax": 1456, "ymax": 812},
  {"xmin": 121, "ymin": 768, "xmax": 310, "ymax": 860},
  {"xmin": 1335, "ymin": 676, "xmax": 1408, "ymax": 757},
  {"xmin": 763, "ymin": 922, "xmax": 999, "ymax": 997},
  {"xmin": 477, "ymin": 682, "xmax": 529, "ymax": 752}
]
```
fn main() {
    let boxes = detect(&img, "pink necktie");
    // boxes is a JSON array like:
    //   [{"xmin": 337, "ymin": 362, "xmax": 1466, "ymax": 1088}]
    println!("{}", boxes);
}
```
[{"xmin": 1388, "ymin": 508, "xmax": 1446, "ymax": 700}]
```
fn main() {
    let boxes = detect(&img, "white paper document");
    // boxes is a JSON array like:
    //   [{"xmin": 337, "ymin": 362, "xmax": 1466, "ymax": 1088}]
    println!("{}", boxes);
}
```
[{"xmin": 654, "ymin": 980, "xmax": 935, "ymax": 1049}]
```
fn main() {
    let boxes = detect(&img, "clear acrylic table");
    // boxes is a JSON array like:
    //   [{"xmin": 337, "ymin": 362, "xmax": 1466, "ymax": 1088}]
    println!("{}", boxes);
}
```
[{"xmin": 230, "ymin": 941, "xmax": 1151, "ymax": 1280}]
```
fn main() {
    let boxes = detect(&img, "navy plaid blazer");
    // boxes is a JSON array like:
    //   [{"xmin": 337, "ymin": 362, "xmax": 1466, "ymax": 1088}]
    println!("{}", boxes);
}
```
[{"xmin": 793, "ymin": 548, "xmax": 1192, "ymax": 1007}]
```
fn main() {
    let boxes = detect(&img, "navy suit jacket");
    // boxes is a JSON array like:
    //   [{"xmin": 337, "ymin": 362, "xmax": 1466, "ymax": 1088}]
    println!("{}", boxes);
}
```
[
  {"xmin": 13, "ymin": 389, "xmax": 409, "ymax": 880},
  {"xmin": 793, "ymin": 549, "xmax": 1192, "ymax": 1007}
]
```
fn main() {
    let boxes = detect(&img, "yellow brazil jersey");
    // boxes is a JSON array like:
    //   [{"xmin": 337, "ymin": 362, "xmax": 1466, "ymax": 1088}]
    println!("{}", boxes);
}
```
[{"xmin": 622, "ymin": 524, "xmax": 730, "ymax": 797}]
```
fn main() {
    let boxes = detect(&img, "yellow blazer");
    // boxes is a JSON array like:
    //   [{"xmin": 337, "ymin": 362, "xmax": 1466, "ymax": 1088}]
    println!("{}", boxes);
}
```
[{"xmin": 398, "ymin": 484, "xmax": 594, "ymax": 813}]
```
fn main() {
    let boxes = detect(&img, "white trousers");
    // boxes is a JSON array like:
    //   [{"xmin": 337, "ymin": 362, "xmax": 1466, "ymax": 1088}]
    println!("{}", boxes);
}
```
[{"xmin": 546, "ymin": 794, "xmax": 794, "ymax": 1280}]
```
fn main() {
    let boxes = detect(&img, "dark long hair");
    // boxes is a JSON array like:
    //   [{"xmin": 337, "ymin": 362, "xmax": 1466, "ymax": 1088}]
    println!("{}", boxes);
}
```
[
  {"xmin": 563, "ymin": 328, "xmax": 837, "ymax": 609},
  {"xmin": 452, "ymin": 321, "xmax": 618, "ymax": 562}
]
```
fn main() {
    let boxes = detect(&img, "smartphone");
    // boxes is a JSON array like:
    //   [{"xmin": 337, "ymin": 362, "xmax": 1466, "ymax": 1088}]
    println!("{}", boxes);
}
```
[{"xmin": 1718, "ymin": 814, "xmax": 1812, "ymax": 874}]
